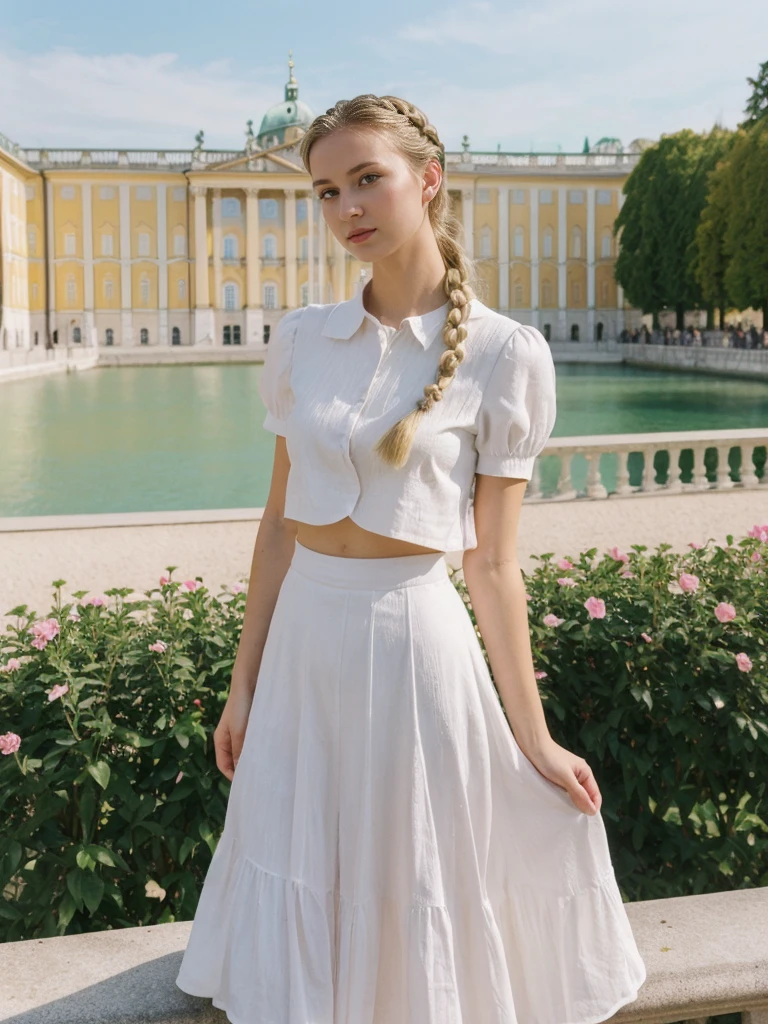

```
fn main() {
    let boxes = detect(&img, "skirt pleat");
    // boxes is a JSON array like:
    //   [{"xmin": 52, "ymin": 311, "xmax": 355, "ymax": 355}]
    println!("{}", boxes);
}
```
[{"xmin": 176, "ymin": 541, "xmax": 647, "ymax": 1024}]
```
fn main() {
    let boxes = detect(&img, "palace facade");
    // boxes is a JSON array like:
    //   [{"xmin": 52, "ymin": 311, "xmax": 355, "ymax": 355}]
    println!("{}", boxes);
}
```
[{"xmin": 0, "ymin": 55, "xmax": 652, "ymax": 353}]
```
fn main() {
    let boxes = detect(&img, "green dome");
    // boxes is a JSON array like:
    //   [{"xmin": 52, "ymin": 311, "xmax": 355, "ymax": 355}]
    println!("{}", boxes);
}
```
[{"xmin": 257, "ymin": 53, "xmax": 314, "ymax": 146}]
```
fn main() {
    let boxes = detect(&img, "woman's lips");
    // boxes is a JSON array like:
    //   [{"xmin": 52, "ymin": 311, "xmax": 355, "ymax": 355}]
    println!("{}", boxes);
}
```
[{"xmin": 348, "ymin": 229, "xmax": 376, "ymax": 243}]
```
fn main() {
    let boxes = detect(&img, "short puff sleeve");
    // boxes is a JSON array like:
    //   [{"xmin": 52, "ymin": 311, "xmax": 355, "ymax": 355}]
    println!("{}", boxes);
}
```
[
  {"xmin": 475, "ymin": 323, "xmax": 557, "ymax": 479},
  {"xmin": 258, "ymin": 307, "xmax": 305, "ymax": 436}
]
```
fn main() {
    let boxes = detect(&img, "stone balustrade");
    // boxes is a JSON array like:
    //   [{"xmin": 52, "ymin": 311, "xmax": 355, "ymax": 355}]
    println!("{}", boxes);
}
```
[
  {"xmin": 0, "ymin": 887, "xmax": 765, "ymax": 1022},
  {"xmin": 529, "ymin": 428, "xmax": 768, "ymax": 502}
]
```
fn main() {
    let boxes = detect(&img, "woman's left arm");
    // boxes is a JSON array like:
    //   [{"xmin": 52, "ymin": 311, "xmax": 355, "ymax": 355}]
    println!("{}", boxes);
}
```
[{"xmin": 462, "ymin": 473, "xmax": 602, "ymax": 816}]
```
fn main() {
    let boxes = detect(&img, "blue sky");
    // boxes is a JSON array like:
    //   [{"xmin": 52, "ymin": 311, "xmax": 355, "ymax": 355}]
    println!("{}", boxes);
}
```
[{"xmin": 1, "ymin": 0, "xmax": 765, "ymax": 153}]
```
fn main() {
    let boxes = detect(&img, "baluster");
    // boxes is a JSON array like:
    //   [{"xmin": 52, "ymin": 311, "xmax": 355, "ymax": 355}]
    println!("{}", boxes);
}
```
[
  {"xmin": 555, "ymin": 450, "xmax": 577, "ymax": 500},
  {"xmin": 642, "ymin": 446, "xmax": 658, "ymax": 492},
  {"xmin": 715, "ymin": 444, "xmax": 735, "ymax": 490},
  {"xmin": 692, "ymin": 443, "xmax": 710, "ymax": 491},
  {"xmin": 616, "ymin": 449, "xmax": 634, "ymax": 496},
  {"xmin": 666, "ymin": 446, "xmax": 683, "ymax": 493},
  {"xmin": 739, "ymin": 443, "xmax": 759, "ymax": 487},
  {"xmin": 585, "ymin": 450, "xmax": 607, "ymax": 498}
]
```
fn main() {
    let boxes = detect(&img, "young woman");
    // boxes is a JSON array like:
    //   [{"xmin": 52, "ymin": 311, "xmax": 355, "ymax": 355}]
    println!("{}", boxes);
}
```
[{"xmin": 176, "ymin": 94, "xmax": 647, "ymax": 1024}]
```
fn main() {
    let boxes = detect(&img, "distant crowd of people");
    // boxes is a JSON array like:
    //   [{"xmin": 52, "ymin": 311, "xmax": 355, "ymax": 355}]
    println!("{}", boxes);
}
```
[{"xmin": 619, "ymin": 324, "xmax": 768, "ymax": 349}]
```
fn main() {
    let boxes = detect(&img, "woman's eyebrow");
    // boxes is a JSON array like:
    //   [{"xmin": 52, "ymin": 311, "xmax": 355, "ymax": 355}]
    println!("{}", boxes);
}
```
[{"xmin": 312, "ymin": 161, "xmax": 381, "ymax": 187}]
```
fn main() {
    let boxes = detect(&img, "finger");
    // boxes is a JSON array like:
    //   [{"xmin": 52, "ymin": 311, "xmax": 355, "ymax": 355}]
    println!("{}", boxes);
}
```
[
  {"xmin": 572, "ymin": 763, "xmax": 600, "ymax": 814},
  {"xmin": 214, "ymin": 730, "xmax": 234, "ymax": 780}
]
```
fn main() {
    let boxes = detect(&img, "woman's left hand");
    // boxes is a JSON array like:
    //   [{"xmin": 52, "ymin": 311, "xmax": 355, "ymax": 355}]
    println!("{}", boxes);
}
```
[{"xmin": 519, "ymin": 737, "xmax": 602, "ymax": 815}]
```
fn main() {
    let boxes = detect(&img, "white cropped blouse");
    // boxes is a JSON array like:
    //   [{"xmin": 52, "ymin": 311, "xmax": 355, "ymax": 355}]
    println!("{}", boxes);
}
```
[{"xmin": 258, "ymin": 287, "xmax": 557, "ymax": 552}]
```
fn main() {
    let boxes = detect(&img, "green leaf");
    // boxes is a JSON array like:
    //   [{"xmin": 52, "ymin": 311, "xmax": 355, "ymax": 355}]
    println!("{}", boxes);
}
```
[{"xmin": 87, "ymin": 761, "xmax": 111, "ymax": 790}]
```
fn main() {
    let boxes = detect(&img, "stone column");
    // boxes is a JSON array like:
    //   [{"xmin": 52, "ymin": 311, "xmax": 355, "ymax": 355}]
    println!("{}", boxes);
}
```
[
  {"xmin": 557, "ymin": 185, "xmax": 567, "ymax": 341},
  {"xmin": 245, "ymin": 187, "xmax": 263, "ymax": 346},
  {"xmin": 45, "ymin": 178, "xmax": 56, "ymax": 345},
  {"xmin": 81, "ymin": 182, "xmax": 96, "ymax": 346},
  {"xmin": 212, "ymin": 188, "xmax": 222, "ymax": 342},
  {"xmin": 616, "ymin": 189, "xmax": 625, "ymax": 329},
  {"xmin": 119, "ymin": 183, "xmax": 133, "ymax": 345},
  {"xmin": 462, "ymin": 189, "xmax": 474, "ymax": 258},
  {"xmin": 497, "ymin": 185, "xmax": 509, "ymax": 312},
  {"xmin": 586, "ymin": 186, "xmax": 596, "ymax": 342},
  {"xmin": 157, "ymin": 184, "xmax": 168, "ymax": 345},
  {"xmin": 284, "ymin": 188, "xmax": 297, "ymax": 308},
  {"xmin": 530, "ymin": 187, "xmax": 539, "ymax": 329},
  {"xmin": 318, "ymin": 211, "xmax": 327, "ymax": 303},
  {"xmin": 192, "ymin": 185, "xmax": 214, "ymax": 345},
  {"xmin": 307, "ymin": 193, "xmax": 315, "ymax": 304}
]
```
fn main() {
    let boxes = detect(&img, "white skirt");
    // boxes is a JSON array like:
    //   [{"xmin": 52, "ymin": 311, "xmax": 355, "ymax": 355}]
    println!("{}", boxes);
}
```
[{"xmin": 175, "ymin": 541, "xmax": 647, "ymax": 1024}]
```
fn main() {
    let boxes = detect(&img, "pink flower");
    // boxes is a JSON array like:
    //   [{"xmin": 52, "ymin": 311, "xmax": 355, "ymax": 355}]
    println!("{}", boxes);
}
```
[
  {"xmin": 0, "ymin": 658, "xmax": 22, "ymax": 673},
  {"xmin": 543, "ymin": 613, "xmax": 565, "ymax": 627},
  {"xmin": 735, "ymin": 652, "xmax": 752, "ymax": 672},
  {"xmin": 28, "ymin": 618, "xmax": 61, "ymax": 649},
  {"xmin": 47, "ymin": 683, "xmax": 69, "ymax": 702},
  {"xmin": 620, "ymin": 570, "xmax": 636, "ymax": 578},
  {"xmin": 608, "ymin": 546, "xmax": 629, "ymax": 563},
  {"xmin": 231, "ymin": 581, "xmax": 247, "ymax": 594},
  {"xmin": 81, "ymin": 594, "xmax": 107, "ymax": 607},
  {"xmin": 524, "ymin": 592, "xmax": 532, "ymax": 601},
  {"xmin": 714, "ymin": 602, "xmax": 736, "ymax": 623},
  {"xmin": 67, "ymin": 608, "xmax": 80, "ymax": 621},
  {"xmin": 584, "ymin": 596, "xmax": 606, "ymax": 619},
  {"xmin": 193, "ymin": 698, "xmax": 202, "ymax": 706},
  {"xmin": 641, "ymin": 632, "xmax": 652, "ymax": 643},
  {"xmin": 159, "ymin": 575, "xmax": 171, "ymax": 586},
  {"xmin": 0, "ymin": 732, "xmax": 21, "ymax": 755},
  {"xmin": 747, "ymin": 524, "xmax": 768, "ymax": 542},
  {"xmin": 557, "ymin": 577, "xmax": 577, "ymax": 588},
  {"xmin": 678, "ymin": 573, "xmax": 700, "ymax": 593},
  {"xmin": 149, "ymin": 640, "xmax": 167, "ymax": 653},
  {"xmin": 175, "ymin": 771, "xmax": 184, "ymax": 784},
  {"xmin": 751, "ymin": 550, "xmax": 763, "ymax": 563},
  {"xmin": 688, "ymin": 541, "xmax": 704, "ymax": 550},
  {"xmin": 556, "ymin": 558, "xmax": 574, "ymax": 570},
  {"xmin": 181, "ymin": 579, "xmax": 200, "ymax": 592},
  {"xmin": 534, "ymin": 670, "xmax": 548, "ymax": 680}
]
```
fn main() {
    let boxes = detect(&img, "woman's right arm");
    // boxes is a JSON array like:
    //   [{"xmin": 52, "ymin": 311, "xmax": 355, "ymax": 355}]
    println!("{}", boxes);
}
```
[{"xmin": 214, "ymin": 434, "xmax": 296, "ymax": 780}]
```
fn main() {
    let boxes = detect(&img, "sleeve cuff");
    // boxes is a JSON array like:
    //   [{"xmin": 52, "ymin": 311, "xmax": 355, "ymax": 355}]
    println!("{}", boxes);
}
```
[
  {"xmin": 262, "ymin": 412, "xmax": 288, "ymax": 436},
  {"xmin": 475, "ymin": 452, "xmax": 536, "ymax": 479}
]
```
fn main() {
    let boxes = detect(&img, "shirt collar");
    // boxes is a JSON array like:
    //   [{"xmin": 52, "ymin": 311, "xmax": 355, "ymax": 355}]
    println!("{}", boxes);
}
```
[{"xmin": 320, "ymin": 285, "xmax": 481, "ymax": 349}]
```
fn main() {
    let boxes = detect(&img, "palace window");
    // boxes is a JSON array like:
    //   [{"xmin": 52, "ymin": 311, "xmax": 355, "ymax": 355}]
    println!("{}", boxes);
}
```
[
  {"xmin": 263, "ymin": 234, "xmax": 278, "ymax": 259},
  {"xmin": 138, "ymin": 232, "xmax": 151, "ymax": 257},
  {"xmin": 511, "ymin": 189, "xmax": 526, "ymax": 205},
  {"xmin": 300, "ymin": 282, "xmax": 309, "ymax": 306},
  {"xmin": 476, "ymin": 188, "xmax": 491, "ymax": 204},
  {"xmin": 223, "ymin": 282, "xmax": 239, "ymax": 310},
  {"xmin": 172, "ymin": 327, "xmax": 181, "ymax": 345},
  {"xmin": 101, "ymin": 233, "xmax": 114, "ymax": 256},
  {"xmin": 64, "ymin": 233, "xmax": 76, "ymax": 255},
  {"xmin": 542, "ymin": 227, "xmax": 553, "ymax": 259},
  {"xmin": 568, "ymin": 190, "xmax": 584, "ymax": 204},
  {"xmin": 601, "ymin": 231, "xmax": 612, "ymax": 258},
  {"xmin": 177, "ymin": 278, "xmax": 187, "ymax": 300},
  {"xmin": 27, "ymin": 226, "xmax": 36, "ymax": 253},
  {"xmin": 140, "ymin": 276, "xmax": 150, "ymax": 305},
  {"xmin": 297, "ymin": 198, "xmax": 308, "ymax": 222},
  {"xmin": 100, "ymin": 186, "xmax": 115, "ymax": 200},
  {"xmin": 140, "ymin": 328, "xmax": 149, "ymax": 345},
  {"xmin": 513, "ymin": 281, "xmax": 523, "ymax": 306},
  {"xmin": 479, "ymin": 226, "xmax": 492, "ymax": 258},
  {"xmin": 263, "ymin": 282, "xmax": 278, "ymax": 309},
  {"xmin": 572, "ymin": 280, "xmax": 582, "ymax": 303},
  {"xmin": 173, "ymin": 231, "xmax": 186, "ymax": 256},
  {"xmin": 222, "ymin": 197, "xmax": 241, "ymax": 217},
  {"xmin": 104, "ymin": 277, "xmax": 114, "ymax": 300},
  {"xmin": 259, "ymin": 198, "xmax": 279, "ymax": 219},
  {"xmin": 105, "ymin": 328, "xmax": 114, "ymax": 346},
  {"xmin": 66, "ymin": 276, "xmax": 76, "ymax": 303},
  {"xmin": 597, "ymin": 189, "xmax": 612, "ymax": 205},
  {"xmin": 541, "ymin": 280, "xmax": 553, "ymax": 306},
  {"xmin": 26, "ymin": 185, "xmax": 36, "ymax": 201},
  {"xmin": 136, "ymin": 186, "xmax": 152, "ymax": 201},
  {"xmin": 223, "ymin": 234, "xmax": 238, "ymax": 260},
  {"xmin": 173, "ymin": 187, "xmax": 186, "ymax": 202},
  {"xmin": 513, "ymin": 226, "xmax": 524, "ymax": 258},
  {"xmin": 61, "ymin": 186, "xmax": 76, "ymax": 200},
  {"xmin": 223, "ymin": 325, "xmax": 242, "ymax": 345},
  {"xmin": 571, "ymin": 226, "xmax": 582, "ymax": 259},
  {"xmin": 539, "ymin": 189, "xmax": 553, "ymax": 204},
  {"xmin": 299, "ymin": 236, "xmax": 309, "ymax": 261},
  {"xmin": 73, "ymin": 327, "xmax": 82, "ymax": 343}
]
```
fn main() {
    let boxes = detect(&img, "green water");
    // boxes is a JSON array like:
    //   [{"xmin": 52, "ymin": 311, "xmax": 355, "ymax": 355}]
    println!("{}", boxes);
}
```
[{"xmin": 1, "ymin": 363, "xmax": 766, "ymax": 517}]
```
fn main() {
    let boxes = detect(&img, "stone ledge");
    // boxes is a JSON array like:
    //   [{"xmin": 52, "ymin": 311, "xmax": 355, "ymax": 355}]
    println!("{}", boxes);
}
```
[{"xmin": 0, "ymin": 888, "xmax": 766, "ymax": 1023}]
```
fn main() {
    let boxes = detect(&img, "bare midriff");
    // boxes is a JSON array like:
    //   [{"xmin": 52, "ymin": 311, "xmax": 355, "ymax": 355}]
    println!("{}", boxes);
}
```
[{"xmin": 294, "ymin": 516, "xmax": 444, "ymax": 559}]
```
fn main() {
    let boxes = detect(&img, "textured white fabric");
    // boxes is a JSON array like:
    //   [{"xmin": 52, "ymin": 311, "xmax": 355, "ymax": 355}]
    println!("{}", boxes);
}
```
[
  {"xmin": 176, "ymin": 541, "xmax": 647, "ymax": 1024},
  {"xmin": 258, "ymin": 289, "xmax": 557, "ymax": 551}
]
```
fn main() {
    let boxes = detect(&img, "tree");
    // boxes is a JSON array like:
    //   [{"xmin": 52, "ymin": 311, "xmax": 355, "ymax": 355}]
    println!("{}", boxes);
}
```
[
  {"xmin": 741, "ymin": 59, "xmax": 768, "ymax": 129},
  {"xmin": 694, "ymin": 152, "xmax": 736, "ymax": 329},
  {"xmin": 614, "ymin": 128, "xmax": 733, "ymax": 329},
  {"xmin": 722, "ymin": 119, "xmax": 768, "ymax": 327}
]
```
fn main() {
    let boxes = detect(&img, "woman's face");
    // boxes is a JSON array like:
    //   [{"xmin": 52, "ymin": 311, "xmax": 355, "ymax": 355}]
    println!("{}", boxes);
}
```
[{"xmin": 308, "ymin": 126, "xmax": 441, "ymax": 261}]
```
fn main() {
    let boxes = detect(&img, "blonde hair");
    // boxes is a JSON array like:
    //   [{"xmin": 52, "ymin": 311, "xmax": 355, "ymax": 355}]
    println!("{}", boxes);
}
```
[{"xmin": 298, "ymin": 94, "xmax": 479, "ymax": 469}]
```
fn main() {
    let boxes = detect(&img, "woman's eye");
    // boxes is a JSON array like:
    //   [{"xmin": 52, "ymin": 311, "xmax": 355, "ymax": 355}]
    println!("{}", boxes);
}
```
[
  {"xmin": 360, "ymin": 173, "xmax": 379, "ymax": 185},
  {"xmin": 318, "ymin": 174, "xmax": 379, "ymax": 201}
]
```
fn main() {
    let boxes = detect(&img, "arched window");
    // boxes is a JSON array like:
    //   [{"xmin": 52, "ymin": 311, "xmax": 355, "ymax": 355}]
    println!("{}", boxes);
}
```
[
  {"xmin": 223, "ymin": 282, "xmax": 239, "ymax": 311},
  {"xmin": 66, "ymin": 276, "xmax": 76, "ymax": 303},
  {"xmin": 513, "ymin": 226, "xmax": 524, "ymax": 258},
  {"xmin": 299, "ymin": 236, "xmax": 309, "ymax": 261},
  {"xmin": 140, "ymin": 328, "xmax": 149, "ymax": 345},
  {"xmin": 177, "ymin": 278, "xmax": 187, "ymax": 300},
  {"xmin": 601, "ymin": 231, "xmax": 612, "ymax": 258},
  {"xmin": 27, "ymin": 226, "xmax": 37, "ymax": 254},
  {"xmin": 571, "ymin": 226, "xmax": 582, "ymax": 259},
  {"xmin": 513, "ymin": 280, "xmax": 523, "ymax": 306},
  {"xmin": 105, "ymin": 328, "xmax": 114, "ymax": 346},
  {"xmin": 72, "ymin": 326, "xmax": 82, "ymax": 344},
  {"xmin": 571, "ymin": 280, "xmax": 582, "ymax": 303},
  {"xmin": 259, "ymin": 198, "xmax": 278, "ymax": 219},
  {"xmin": 172, "ymin": 326, "xmax": 181, "ymax": 345},
  {"xmin": 479, "ymin": 226, "xmax": 492, "ymax": 258},
  {"xmin": 223, "ymin": 234, "xmax": 238, "ymax": 260},
  {"xmin": 300, "ymin": 282, "xmax": 309, "ymax": 306},
  {"xmin": 222, "ymin": 197, "xmax": 241, "ymax": 217},
  {"xmin": 138, "ymin": 232, "xmax": 151, "ymax": 257},
  {"xmin": 541, "ymin": 280, "xmax": 553, "ymax": 306},
  {"xmin": 101, "ymin": 232, "xmax": 114, "ymax": 256},
  {"xmin": 104, "ymin": 276, "xmax": 114, "ymax": 300},
  {"xmin": 173, "ymin": 231, "xmax": 186, "ymax": 256},
  {"xmin": 263, "ymin": 234, "xmax": 278, "ymax": 259},
  {"xmin": 542, "ymin": 227, "xmax": 553, "ymax": 259},
  {"xmin": 263, "ymin": 282, "xmax": 278, "ymax": 309},
  {"xmin": 571, "ymin": 323, "xmax": 580, "ymax": 341},
  {"xmin": 140, "ymin": 275, "xmax": 150, "ymax": 305},
  {"xmin": 296, "ymin": 199, "xmax": 307, "ymax": 222}
]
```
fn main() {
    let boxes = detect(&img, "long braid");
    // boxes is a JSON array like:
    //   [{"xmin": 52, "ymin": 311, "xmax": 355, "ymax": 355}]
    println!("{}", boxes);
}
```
[{"xmin": 298, "ymin": 94, "xmax": 478, "ymax": 469}]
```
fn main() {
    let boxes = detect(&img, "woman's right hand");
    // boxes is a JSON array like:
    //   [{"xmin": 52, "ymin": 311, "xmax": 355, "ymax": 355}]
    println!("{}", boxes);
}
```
[{"xmin": 213, "ymin": 686, "xmax": 255, "ymax": 781}]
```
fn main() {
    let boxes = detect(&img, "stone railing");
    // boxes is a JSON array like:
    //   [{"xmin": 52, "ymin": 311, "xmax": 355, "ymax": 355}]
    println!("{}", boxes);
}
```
[
  {"xmin": 0, "ymin": 887, "xmax": 765, "ymax": 1022},
  {"xmin": 621, "ymin": 344, "xmax": 768, "ymax": 380},
  {"xmin": 529, "ymin": 428, "xmax": 768, "ymax": 501}
]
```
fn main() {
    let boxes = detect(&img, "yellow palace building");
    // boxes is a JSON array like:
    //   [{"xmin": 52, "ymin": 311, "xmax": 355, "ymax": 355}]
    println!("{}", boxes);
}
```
[{"xmin": 0, "ymin": 55, "xmax": 651, "ymax": 355}]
